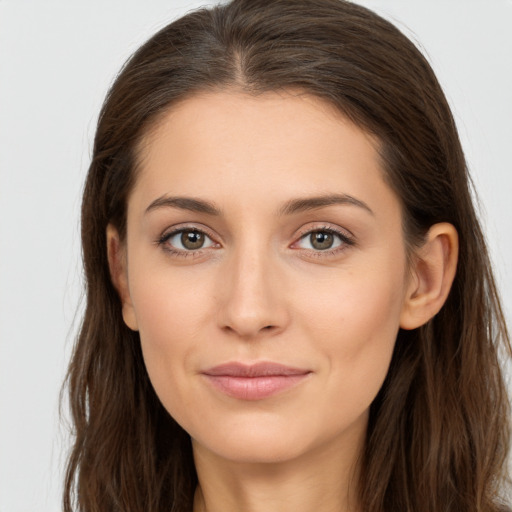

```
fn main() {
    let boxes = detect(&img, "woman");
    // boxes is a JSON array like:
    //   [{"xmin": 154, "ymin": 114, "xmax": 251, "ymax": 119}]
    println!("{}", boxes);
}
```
[{"xmin": 63, "ymin": 0, "xmax": 511, "ymax": 511}]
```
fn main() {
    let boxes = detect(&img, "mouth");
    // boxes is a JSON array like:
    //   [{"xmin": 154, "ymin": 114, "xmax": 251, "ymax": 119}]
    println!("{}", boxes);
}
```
[{"xmin": 201, "ymin": 362, "xmax": 312, "ymax": 401}]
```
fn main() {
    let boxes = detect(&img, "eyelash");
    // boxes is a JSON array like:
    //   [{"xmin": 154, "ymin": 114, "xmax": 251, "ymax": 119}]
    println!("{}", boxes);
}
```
[
  {"xmin": 157, "ymin": 226, "xmax": 219, "ymax": 258},
  {"xmin": 293, "ymin": 226, "xmax": 355, "ymax": 257},
  {"xmin": 157, "ymin": 225, "xmax": 355, "ymax": 258}
]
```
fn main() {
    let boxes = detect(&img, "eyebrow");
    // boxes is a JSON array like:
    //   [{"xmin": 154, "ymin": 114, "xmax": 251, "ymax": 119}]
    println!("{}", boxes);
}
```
[
  {"xmin": 145, "ymin": 196, "xmax": 221, "ymax": 216},
  {"xmin": 144, "ymin": 193, "xmax": 374, "ymax": 217},
  {"xmin": 278, "ymin": 193, "xmax": 374, "ymax": 216}
]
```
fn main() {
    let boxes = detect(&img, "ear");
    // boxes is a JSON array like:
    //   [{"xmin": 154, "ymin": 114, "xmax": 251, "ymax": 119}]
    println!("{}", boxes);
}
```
[
  {"xmin": 400, "ymin": 222, "xmax": 459, "ymax": 330},
  {"xmin": 106, "ymin": 224, "xmax": 139, "ymax": 331}
]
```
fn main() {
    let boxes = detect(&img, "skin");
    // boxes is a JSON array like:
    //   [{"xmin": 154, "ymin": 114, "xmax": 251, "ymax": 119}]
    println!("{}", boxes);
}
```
[{"xmin": 108, "ymin": 90, "xmax": 458, "ymax": 512}]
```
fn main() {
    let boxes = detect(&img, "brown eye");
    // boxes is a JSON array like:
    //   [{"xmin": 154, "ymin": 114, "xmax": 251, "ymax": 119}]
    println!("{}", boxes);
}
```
[
  {"xmin": 181, "ymin": 231, "xmax": 205, "ymax": 250},
  {"xmin": 294, "ymin": 228, "xmax": 351, "ymax": 253},
  {"xmin": 161, "ymin": 229, "xmax": 216, "ymax": 252},
  {"xmin": 310, "ymin": 231, "xmax": 335, "ymax": 250}
]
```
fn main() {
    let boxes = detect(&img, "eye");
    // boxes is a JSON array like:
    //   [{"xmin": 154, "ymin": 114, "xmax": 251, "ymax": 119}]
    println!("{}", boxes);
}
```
[
  {"xmin": 294, "ymin": 228, "xmax": 353, "ymax": 251},
  {"xmin": 161, "ymin": 229, "xmax": 217, "ymax": 251}
]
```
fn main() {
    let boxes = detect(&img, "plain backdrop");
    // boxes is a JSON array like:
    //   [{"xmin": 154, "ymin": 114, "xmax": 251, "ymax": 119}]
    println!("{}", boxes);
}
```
[{"xmin": 0, "ymin": 1, "xmax": 511, "ymax": 510}]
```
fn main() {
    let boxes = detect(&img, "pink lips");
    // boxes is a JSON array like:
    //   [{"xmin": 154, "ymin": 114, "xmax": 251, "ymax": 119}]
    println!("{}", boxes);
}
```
[{"xmin": 202, "ymin": 362, "xmax": 311, "ymax": 401}]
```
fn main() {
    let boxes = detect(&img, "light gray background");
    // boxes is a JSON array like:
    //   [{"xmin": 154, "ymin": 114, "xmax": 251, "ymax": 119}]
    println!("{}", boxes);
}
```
[{"xmin": 0, "ymin": 1, "xmax": 511, "ymax": 510}]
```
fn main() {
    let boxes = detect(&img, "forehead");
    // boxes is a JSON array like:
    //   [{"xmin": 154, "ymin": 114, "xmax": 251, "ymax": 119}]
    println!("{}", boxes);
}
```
[
  {"xmin": 130, "ymin": 90, "xmax": 398, "ymax": 220},
  {"xmin": 139, "ymin": 89, "xmax": 378, "ymax": 162}
]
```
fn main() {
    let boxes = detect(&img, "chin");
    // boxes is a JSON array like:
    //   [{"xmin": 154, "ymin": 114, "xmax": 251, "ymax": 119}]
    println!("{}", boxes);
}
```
[
  {"xmin": 188, "ymin": 410, "xmax": 368, "ymax": 467},
  {"xmin": 193, "ymin": 433, "xmax": 311, "ymax": 465}
]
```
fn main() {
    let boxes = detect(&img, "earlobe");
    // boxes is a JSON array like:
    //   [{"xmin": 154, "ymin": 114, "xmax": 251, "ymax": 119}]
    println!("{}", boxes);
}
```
[
  {"xmin": 106, "ymin": 224, "xmax": 139, "ymax": 331},
  {"xmin": 400, "ymin": 222, "xmax": 459, "ymax": 330}
]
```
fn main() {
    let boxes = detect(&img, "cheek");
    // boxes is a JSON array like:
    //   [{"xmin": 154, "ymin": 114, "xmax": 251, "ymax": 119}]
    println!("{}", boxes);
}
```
[
  {"xmin": 131, "ymin": 260, "xmax": 213, "ymax": 341},
  {"xmin": 296, "ymin": 254, "xmax": 407, "ymax": 394},
  {"xmin": 128, "ymin": 265, "xmax": 215, "ymax": 404}
]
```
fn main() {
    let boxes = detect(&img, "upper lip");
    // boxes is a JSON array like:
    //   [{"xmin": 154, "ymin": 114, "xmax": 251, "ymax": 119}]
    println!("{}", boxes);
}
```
[{"xmin": 202, "ymin": 362, "xmax": 311, "ymax": 377}]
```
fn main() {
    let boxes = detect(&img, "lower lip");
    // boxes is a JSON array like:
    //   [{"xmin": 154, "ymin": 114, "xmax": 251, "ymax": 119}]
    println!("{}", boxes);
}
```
[{"xmin": 203, "ymin": 374, "xmax": 310, "ymax": 400}]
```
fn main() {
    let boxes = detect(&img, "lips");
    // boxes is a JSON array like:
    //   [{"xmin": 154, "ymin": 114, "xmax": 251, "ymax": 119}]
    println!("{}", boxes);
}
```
[{"xmin": 201, "ymin": 362, "xmax": 311, "ymax": 400}]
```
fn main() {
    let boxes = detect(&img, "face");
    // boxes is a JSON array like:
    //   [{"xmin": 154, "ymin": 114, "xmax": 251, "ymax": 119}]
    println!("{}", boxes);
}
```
[{"xmin": 115, "ymin": 90, "xmax": 413, "ymax": 466}]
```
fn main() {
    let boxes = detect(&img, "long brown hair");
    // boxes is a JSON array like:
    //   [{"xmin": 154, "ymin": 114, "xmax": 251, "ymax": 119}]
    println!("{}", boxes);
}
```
[{"xmin": 63, "ymin": 0, "xmax": 511, "ymax": 510}]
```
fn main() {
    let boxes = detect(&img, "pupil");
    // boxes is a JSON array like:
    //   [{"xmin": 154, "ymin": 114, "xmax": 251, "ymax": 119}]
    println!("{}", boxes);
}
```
[
  {"xmin": 181, "ymin": 231, "xmax": 204, "ymax": 250},
  {"xmin": 311, "ymin": 231, "xmax": 333, "ymax": 250}
]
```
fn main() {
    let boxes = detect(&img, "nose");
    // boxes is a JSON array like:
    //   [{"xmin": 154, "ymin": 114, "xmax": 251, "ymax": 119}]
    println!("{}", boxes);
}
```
[{"xmin": 216, "ymin": 246, "xmax": 290, "ymax": 339}]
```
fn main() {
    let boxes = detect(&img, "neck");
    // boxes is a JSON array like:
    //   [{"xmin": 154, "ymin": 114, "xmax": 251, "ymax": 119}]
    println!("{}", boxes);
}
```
[{"xmin": 192, "ymin": 421, "xmax": 365, "ymax": 512}]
